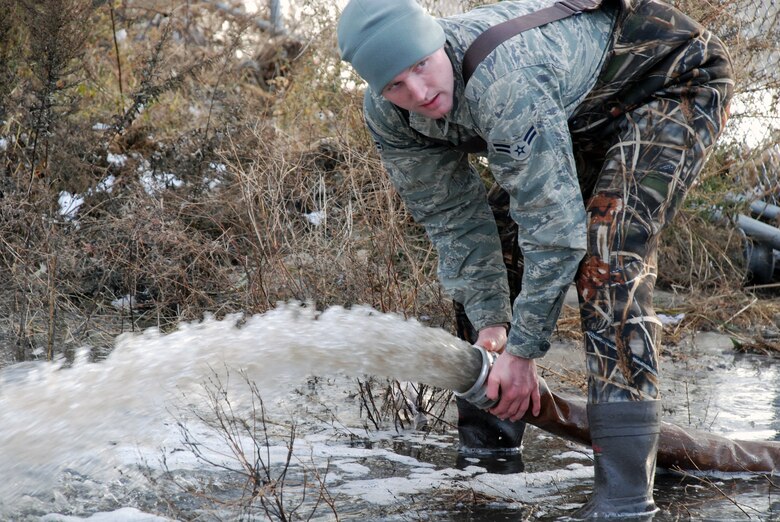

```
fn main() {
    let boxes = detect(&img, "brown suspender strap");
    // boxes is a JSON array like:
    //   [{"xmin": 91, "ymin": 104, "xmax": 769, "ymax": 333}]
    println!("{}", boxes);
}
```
[{"xmin": 461, "ymin": 0, "xmax": 603, "ymax": 85}]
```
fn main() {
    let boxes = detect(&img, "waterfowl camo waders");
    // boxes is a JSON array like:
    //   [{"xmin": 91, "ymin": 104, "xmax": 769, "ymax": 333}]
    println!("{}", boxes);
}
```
[{"xmin": 338, "ymin": 0, "xmax": 733, "ymax": 517}]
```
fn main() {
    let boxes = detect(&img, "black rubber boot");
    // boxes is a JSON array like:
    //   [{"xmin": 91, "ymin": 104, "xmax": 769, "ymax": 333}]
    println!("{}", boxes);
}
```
[
  {"xmin": 570, "ymin": 400, "xmax": 661, "ymax": 520},
  {"xmin": 456, "ymin": 396, "xmax": 526, "ymax": 452},
  {"xmin": 454, "ymin": 396, "xmax": 526, "ymax": 473}
]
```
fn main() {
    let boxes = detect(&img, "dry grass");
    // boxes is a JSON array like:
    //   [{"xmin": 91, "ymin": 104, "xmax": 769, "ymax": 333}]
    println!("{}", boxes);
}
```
[{"xmin": 0, "ymin": 0, "xmax": 777, "ymax": 367}]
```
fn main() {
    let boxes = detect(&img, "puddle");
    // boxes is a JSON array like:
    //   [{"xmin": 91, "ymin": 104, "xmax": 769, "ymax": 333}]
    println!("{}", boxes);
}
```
[
  {"xmin": 662, "ymin": 333, "xmax": 780, "ymax": 442},
  {"xmin": 0, "ymin": 308, "xmax": 777, "ymax": 521}
]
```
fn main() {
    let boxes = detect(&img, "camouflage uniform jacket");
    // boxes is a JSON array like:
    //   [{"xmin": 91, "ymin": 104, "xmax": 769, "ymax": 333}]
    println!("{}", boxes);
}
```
[{"xmin": 363, "ymin": 0, "xmax": 617, "ymax": 359}]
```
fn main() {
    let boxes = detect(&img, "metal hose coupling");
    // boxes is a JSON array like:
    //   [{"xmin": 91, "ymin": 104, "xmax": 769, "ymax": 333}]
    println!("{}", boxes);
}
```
[{"xmin": 454, "ymin": 345, "xmax": 498, "ymax": 410}]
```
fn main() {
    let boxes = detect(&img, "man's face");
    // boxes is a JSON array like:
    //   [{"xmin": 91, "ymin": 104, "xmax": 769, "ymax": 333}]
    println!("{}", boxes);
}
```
[{"xmin": 381, "ymin": 47, "xmax": 454, "ymax": 119}]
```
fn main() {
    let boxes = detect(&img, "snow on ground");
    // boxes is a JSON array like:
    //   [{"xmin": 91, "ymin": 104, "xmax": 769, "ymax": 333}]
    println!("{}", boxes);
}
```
[{"xmin": 41, "ymin": 508, "xmax": 171, "ymax": 521}]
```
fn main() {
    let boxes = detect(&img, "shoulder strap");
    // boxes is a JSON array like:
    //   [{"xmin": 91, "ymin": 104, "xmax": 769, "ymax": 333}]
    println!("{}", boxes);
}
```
[{"xmin": 462, "ymin": 0, "xmax": 603, "ymax": 85}]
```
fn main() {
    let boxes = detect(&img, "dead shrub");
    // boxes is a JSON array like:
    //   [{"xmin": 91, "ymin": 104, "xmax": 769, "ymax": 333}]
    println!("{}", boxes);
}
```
[{"xmin": 0, "ymin": 0, "xmax": 777, "ymax": 366}]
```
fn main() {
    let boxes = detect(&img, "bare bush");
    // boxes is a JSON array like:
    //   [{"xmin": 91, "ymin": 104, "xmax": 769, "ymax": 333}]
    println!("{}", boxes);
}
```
[
  {"xmin": 0, "ymin": 0, "xmax": 777, "ymax": 363},
  {"xmin": 167, "ymin": 370, "xmax": 339, "ymax": 521}
]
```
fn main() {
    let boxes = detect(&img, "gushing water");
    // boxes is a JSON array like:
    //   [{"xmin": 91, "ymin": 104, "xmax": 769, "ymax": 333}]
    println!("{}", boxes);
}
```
[{"xmin": 0, "ymin": 303, "xmax": 479, "ymax": 507}]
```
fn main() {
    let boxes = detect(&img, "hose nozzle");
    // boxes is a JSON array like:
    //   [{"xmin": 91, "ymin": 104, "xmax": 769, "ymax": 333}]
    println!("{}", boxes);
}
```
[{"xmin": 453, "ymin": 345, "xmax": 498, "ymax": 410}]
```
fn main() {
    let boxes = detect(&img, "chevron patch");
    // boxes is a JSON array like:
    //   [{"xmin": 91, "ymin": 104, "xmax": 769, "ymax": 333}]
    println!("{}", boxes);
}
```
[{"xmin": 492, "ymin": 125, "xmax": 538, "ymax": 161}]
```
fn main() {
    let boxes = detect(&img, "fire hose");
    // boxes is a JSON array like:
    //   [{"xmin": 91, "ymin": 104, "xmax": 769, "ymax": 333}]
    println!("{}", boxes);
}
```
[{"xmin": 456, "ymin": 346, "xmax": 780, "ymax": 472}]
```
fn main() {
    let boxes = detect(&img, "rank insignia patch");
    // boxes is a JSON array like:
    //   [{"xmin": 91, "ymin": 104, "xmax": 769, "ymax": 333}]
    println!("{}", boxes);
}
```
[{"xmin": 492, "ymin": 125, "xmax": 537, "ymax": 161}]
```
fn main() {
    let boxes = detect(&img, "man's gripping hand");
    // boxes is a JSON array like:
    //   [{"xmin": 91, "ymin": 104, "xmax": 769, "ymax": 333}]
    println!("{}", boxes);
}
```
[{"xmin": 485, "ymin": 352, "xmax": 541, "ymax": 422}]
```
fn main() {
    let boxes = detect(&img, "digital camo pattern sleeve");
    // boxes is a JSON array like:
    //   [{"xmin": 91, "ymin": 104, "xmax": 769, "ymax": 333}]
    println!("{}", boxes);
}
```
[
  {"xmin": 362, "ymin": 92, "xmax": 512, "ymax": 331},
  {"xmin": 477, "ymin": 64, "xmax": 588, "ymax": 359}
]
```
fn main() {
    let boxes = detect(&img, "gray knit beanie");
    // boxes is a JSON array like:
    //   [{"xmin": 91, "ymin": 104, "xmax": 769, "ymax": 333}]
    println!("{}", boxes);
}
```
[{"xmin": 337, "ymin": 0, "xmax": 446, "ymax": 92}]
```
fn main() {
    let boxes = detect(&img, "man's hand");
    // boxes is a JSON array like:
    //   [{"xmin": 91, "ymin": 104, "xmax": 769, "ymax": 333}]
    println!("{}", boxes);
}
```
[
  {"xmin": 486, "ymin": 352, "xmax": 541, "ymax": 422},
  {"xmin": 475, "ymin": 324, "xmax": 507, "ymax": 353}
]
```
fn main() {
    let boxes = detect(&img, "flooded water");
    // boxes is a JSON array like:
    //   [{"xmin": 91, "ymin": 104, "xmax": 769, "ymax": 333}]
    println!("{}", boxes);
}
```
[
  {"xmin": 0, "ymin": 303, "xmax": 777, "ymax": 521},
  {"xmin": 662, "ymin": 331, "xmax": 780, "ymax": 442}
]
